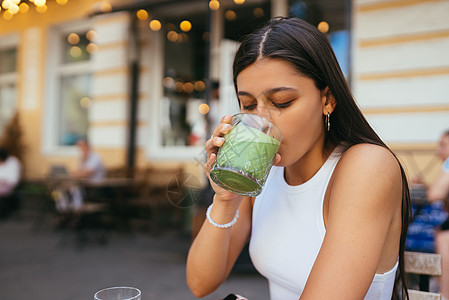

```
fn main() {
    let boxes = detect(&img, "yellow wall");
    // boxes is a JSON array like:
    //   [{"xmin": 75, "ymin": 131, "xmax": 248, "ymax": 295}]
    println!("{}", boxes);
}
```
[{"xmin": 0, "ymin": 0, "xmax": 133, "ymax": 177}]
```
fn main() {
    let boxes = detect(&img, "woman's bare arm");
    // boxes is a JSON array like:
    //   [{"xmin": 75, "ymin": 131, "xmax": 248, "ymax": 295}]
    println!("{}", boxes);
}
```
[
  {"xmin": 300, "ymin": 144, "xmax": 403, "ymax": 299},
  {"xmin": 427, "ymin": 171, "xmax": 449, "ymax": 202},
  {"xmin": 186, "ymin": 196, "xmax": 252, "ymax": 297}
]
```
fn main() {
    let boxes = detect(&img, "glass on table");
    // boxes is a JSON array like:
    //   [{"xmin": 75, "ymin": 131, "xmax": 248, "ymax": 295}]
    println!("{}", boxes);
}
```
[{"xmin": 94, "ymin": 286, "xmax": 141, "ymax": 300}]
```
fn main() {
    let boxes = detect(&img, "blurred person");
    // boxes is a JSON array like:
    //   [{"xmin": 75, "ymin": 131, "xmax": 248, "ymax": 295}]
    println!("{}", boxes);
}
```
[
  {"xmin": 187, "ymin": 18, "xmax": 411, "ymax": 300},
  {"xmin": 0, "ymin": 147, "xmax": 21, "ymax": 196},
  {"xmin": 415, "ymin": 130, "xmax": 449, "ymax": 300},
  {"xmin": 53, "ymin": 138, "xmax": 105, "ymax": 214},
  {"xmin": 72, "ymin": 138, "xmax": 105, "ymax": 181},
  {"xmin": 0, "ymin": 147, "xmax": 21, "ymax": 217}
]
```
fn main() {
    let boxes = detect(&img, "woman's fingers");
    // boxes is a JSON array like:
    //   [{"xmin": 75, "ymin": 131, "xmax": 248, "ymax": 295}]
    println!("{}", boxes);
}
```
[
  {"xmin": 273, "ymin": 153, "xmax": 282, "ymax": 166},
  {"xmin": 212, "ymin": 115, "xmax": 232, "ymax": 137},
  {"xmin": 203, "ymin": 153, "xmax": 216, "ymax": 177}
]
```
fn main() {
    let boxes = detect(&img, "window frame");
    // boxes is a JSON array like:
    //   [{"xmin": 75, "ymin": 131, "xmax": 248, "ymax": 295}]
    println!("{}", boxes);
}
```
[
  {"xmin": 0, "ymin": 34, "xmax": 19, "ymax": 134},
  {"xmin": 43, "ymin": 21, "xmax": 93, "ymax": 156}
]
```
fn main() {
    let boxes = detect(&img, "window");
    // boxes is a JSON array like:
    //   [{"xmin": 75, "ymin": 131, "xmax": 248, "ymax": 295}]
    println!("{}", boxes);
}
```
[
  {"xmin": 45, "ymin": 23, "xmax": 93, "ymax": 153},
  {"xmin": 160, "ymin": 11, "xmax": 209, "ymax": 148},
  {"xmin": 0, "ymin": 37, "xmax": 18, "ymax": 134},
  {"xmin": 288, "ymin": 0, "xmax": 351, "ymax": 79}
]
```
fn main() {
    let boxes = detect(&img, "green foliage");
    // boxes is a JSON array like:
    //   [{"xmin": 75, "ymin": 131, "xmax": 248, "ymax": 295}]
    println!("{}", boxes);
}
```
[{"xmin": 0, "ymin": 112, "xmax": 26, "ymax": 162}]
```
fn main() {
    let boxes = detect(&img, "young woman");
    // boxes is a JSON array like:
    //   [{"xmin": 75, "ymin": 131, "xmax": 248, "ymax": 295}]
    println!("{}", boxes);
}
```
[{"xmin": 187, "ymin": 17, "xmax": 411, "ymax": 300}]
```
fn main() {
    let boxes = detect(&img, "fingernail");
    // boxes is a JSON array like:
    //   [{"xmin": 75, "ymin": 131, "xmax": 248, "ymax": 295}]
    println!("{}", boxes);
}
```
[
  {"xmin": 216, "ymin": 137, "xmax": 225, "ymax": 144},
  {"xmin": 223, "ymin": 124, "xmax": 231, "ymax": 132}
]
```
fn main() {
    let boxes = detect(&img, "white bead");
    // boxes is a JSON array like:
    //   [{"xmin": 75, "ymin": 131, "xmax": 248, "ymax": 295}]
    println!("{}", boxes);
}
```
[{"xmin": 206, "ymin": 203, "xmax": 239, "ymax": 229}]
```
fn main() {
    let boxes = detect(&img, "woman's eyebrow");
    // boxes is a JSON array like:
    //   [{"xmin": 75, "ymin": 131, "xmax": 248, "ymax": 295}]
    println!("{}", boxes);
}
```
[
  {"xmin": 237, "ymin": 87, "xmax": 297, "ymax": 97},
  {"xmin": 237, "ymin": 91, "xmax": 253, "ymax": 97},
  {"xmin": 265, "ymin": 87, "xmax": 297, "ymax": 94}
]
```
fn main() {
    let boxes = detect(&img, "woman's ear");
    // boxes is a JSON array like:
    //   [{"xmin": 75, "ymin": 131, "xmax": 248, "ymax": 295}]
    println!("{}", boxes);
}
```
[{"xmin": 321, "ymin": 86, "xmax": 336, "ymax": 115}]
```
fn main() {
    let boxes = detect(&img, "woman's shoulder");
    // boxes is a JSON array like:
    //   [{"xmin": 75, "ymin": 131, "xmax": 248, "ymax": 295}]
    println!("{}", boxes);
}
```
[
  {"xmin": 336, "ymin": 143, "xmax": 401, "ymax": 183},
  {"xmin": 340, "ymin": 143, "xmax": 398, "ymax": 165},
  {"xmin": 329, "ymin": 143, "xmax": 402, "ymax": 219}
]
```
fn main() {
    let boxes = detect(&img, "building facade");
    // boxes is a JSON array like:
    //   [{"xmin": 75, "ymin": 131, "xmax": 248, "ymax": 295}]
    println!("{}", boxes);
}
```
[{"xmin": 0, "ymin": 0, "xmax": 447, "ymax": 183}]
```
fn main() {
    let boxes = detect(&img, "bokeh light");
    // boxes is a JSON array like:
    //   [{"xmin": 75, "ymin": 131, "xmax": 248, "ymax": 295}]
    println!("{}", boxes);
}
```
[
  {"xmin": 136, "ymin": 9, "xmax": 149, "ymax": 20},
  {"xmin": 86, "ymin": 43, "xmax": 98, "ymax": 53},
  {"xmin": 317, "ymin": 21, "xmax": 329, "ymax": 33},
  {"xmin": 180, "ymin": 20, "xmax": 192, "ymax": 32},
  {"xmin": 19, "ymin": 2, "xmax": 29, "ymax": 13},
  {"xmin": 100, "ymin": 1, "xmax": 111, "ymax": 13},
  {"xmin": 80, "ymin": 97, "xmax": 91, "ymax": 108},
  {"xmin": 199, "ymin": 103, "xmax": 210, "ymax": 114},
  {"xmin": 209, "ymin": 0, "xmax": 219, "ymax": 11},
  {"xmin": 34, "ymin": 0, "xmax": 46, "ymax": 6},
  {"xmin": 183, "ymin": 82, "xmax": 194, "ymax": 93},
  {"xmin": 149, "ymin": 20, "xmax": 162, "ymax": 31},
  {"xmin": 163, "ymin": 77, "xmax": 175, "ymax": 89},
  {"xmin": 225, "ymin": 10, "xmax": 236, "ymax": 21},
  {"xmin": 35, "ymin": 4, "xmax": 47, "ymax": 13},
  {"xmin": 86, "ymin": 30, "xmax": 97, "ymax": 42},
  {"xmin": 67, "ymin": 33, "xmax": 80, "ymax": 45},
  {"xmin": 194, "ymin": 81, "xmax": 206, "ymax": 91},
  {"xmin": 253, "ymin": 7, "xmax": 264, "ymax": 17},
  {"xmin": 167, "ymin": 31, "xmax": 178, "ymax": 42},
  {"xmin": 69, "ymin": 46, "xmax": 82, "ymax": 58}
]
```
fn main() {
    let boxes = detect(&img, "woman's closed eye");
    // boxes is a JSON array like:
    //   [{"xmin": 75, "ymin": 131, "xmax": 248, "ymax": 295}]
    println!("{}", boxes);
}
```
[
  {"xmin": 242, "ymin": 99, "xmax": 294, "ymax": 111},
  {"xmin": 242, "ymin": 103, "xmax": 257, "ymax": 110},
  {"xmin": 272, "ymin": 99, "xmax": 294, "ymax": 108}
]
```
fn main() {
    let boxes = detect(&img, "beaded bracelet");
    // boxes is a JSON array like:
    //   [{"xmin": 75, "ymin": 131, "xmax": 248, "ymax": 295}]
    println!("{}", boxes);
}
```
[{"xmin": 206, "ymin": 203, "xmax": 239, "ymax": 229}]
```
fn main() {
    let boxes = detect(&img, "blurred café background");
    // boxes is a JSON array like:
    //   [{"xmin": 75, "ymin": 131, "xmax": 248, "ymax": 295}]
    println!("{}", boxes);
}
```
[{"xmin": 0, "ymin": 0, "xmax": 448, "ymax": 299}]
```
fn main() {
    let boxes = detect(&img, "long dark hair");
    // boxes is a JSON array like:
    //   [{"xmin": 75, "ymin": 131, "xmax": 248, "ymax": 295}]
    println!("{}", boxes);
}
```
[{"xmin": 233, "ymin": 17, "xmax": 411, "ymax": 299}]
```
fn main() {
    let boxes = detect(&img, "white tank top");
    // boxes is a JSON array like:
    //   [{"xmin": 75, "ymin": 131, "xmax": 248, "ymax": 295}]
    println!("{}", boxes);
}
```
[{"xmin": 249, "ymin": 146, "xmax": 398, "ymax": 300}]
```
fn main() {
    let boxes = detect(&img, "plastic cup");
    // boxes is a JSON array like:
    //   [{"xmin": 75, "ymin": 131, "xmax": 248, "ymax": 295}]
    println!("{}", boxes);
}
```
[
  {"xmin": 94, "ymin": 286, "xmax": 141, "ymax": 300},
  {"xmin": 210, "ymin": 113, "xmax": 282, "ymax": 196}
]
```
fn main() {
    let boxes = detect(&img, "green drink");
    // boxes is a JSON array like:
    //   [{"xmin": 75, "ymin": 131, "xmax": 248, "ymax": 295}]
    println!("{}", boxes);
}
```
[{"xmin": 210, "ymin": 113, "xmax": 282, "ymax": 196}]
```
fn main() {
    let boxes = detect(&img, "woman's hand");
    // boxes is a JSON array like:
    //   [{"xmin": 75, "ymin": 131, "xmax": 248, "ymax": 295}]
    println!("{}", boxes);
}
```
[{"xmin": 204, "ymin": 115, "xmax": 242, "ymax": 202}]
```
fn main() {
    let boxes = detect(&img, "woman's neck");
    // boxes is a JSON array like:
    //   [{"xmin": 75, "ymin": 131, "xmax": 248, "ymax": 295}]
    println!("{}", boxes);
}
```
[{"xmin": 284, "ymin": 141, "xmax": 335, "ymax": 186}]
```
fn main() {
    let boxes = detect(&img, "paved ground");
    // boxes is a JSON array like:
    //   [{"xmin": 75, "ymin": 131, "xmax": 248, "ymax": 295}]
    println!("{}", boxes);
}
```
[{"xmin": 0, "ymin": 209, "xmax": 269, "ymax": 300}]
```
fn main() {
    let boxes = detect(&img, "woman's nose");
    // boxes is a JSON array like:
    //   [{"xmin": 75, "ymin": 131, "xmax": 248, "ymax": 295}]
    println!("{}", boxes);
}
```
[{"xmin": 255, "ymin": 102, "xmax": 272, "ymax": 121}]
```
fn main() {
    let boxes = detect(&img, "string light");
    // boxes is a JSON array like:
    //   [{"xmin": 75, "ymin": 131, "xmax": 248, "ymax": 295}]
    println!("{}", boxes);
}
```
[
  {"xmin": 80, "ymin": 97, "xmax": 91, "ymax": 108},
  {"xmin": 253, "ymin": 7, "xmax": 264, "ymax": 17},
  {"xmin": 100, "ymin": 1, "xmax": 111, "ymax": 13},
  {"xmin": 34, "ymin": 0, "xmax": 46, "ymax": 6},
  {"xmin": 1, "ymin": 0, "xmax": 66, "ymax": 19},
  {"xmin": 67, "ymin": 32, "xmax": 80, "ymax": 44},
  {"xmin": 209, "ymin": 0, "xmax": 219, "ymax": 11},
  {"xmin": 19, "ymin": 2, "xmax": 28, "ymax": 13},
  {"xmin": 194, "ymin": 81, "xmax": 206, "ymax": 91},
  {"xmin": 86, "ymin": 30, "xmax": 97, "ymax": 42},
  {"xmin": 198, "ymin": 103, "xmax": 210, "ymax": 114},
  {"xmin": 69, "ymin": 46, "xmax": 82, "ymax": 58},
  {"xmin": 3, "ymin": 10, "xmax": 13, "ymax": 20},
  {"xmin": 180, "ymin": 20, "xmax": 191, "ymax": 32},
  {"xmin": 2, "ymin": 0, "xmax": 12, "ymax": 9},
  {"xmin": 225, "ymin": 10, "xmax": 236, "ymax": 21},
  {"xmin": 149, "ymin": 19, "xmax": 162, "ymax": 31},
  {"xmin": 86, "ymin": 43, "xmax": 98, "ymax": 53},
  {"xmin": 36, "ymin": 4, "xmax": 47, "ymax": 13},
  {"xmin": 8, "ymin": 3, "xmax": 19, "ymax": 14},
  {"xmin": 136, "ymin": 9, "xmax": 148, "ymax": 21},
  {"xmin": 317, "ymin": 21, "xmax": 329, "ymax": 33}
]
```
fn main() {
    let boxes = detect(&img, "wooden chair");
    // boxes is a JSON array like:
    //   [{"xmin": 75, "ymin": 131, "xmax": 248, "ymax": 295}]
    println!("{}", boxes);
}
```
[
  {"xmin": 405, "ymin": 251, "xmax": 442, "ymax": 300},
  {"xmin": 126, "ymin": 166, "xmax": 186, "ymax": 233}
]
